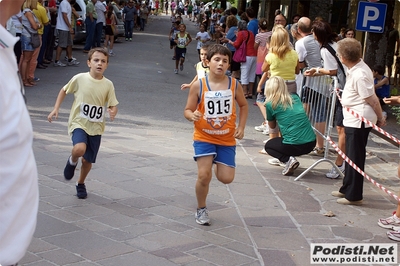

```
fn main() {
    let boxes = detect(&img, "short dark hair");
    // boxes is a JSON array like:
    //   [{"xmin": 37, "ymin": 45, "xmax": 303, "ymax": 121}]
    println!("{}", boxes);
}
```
[
  {"xmin": 373, "ymin": 65, "xmax": 385, "ymax": 75},
  {"xmin": 230, "ymin": 7, "xmax": 237, "ymax": 15},
  {"xmin": 312, "ymin": 20, "xmax": 336, "ymax": 46},
  {"xmin": 207, "ymin": 44, "xmax": 232, "ymax": 63},
  {"xmin": 245, "ymin": 7, "xmax": 255, "ymax": 18}
]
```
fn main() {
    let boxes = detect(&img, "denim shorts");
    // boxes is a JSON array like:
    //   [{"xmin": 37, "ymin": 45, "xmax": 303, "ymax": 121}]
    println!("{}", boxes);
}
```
[
  {"xmin": 193, "ymin": 141, "xmax": 236, "ymax": 167},
  {"xmin": 21, "ymin": 34, "xmax": 34, "ymax": 51},
  {"xmin": 71, "ymin": 128, "xmax": 102, "ymax": 163},
  {"xmin": 256, "ymin": 92, "xmax": 266, "ymax": 103}
]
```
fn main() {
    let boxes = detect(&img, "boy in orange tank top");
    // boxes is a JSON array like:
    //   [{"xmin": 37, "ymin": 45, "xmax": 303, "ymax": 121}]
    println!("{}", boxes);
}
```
[{"xmin": 184, "ymin": 44, "xmax": 248, "ymax": 225}]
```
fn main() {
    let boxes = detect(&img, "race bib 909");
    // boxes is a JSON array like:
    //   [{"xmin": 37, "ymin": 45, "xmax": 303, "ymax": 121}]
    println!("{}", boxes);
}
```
[{"xmin": 80, "ymin": 102, "xmax": 104, "ymax": 122}]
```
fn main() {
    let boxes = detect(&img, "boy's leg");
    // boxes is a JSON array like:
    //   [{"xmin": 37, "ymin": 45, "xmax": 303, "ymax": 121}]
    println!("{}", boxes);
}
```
[
  {"xmin": 215, "ymin": 164, "xmax": 235, "ymax": 184},
  {"xmin": 77, "ymin": 157, "xmax": 92, "ymax": 185},
  {"xmin": 195, "ymin": 155, "xmax": 214, "ymax": 208}
]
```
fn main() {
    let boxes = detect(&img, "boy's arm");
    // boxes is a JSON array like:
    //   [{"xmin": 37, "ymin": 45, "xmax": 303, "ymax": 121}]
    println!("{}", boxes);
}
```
[
  {"xmin": 234, "ymin": 82, "xmax": 248, "ymax": 139},
  {"xmin": 374, "ymin": 77, "xmax": 389, "ymax": 89},
  {"xmin": 186, "ymin": 33, "xmax": 192, "ymax": 46},
  {"xmin": 181, "ymin": 74, "xmax": 198, "ymax": 90},
  {"xmin": 107, "ymin": 106, "xmax": 118, "ymax": 121},
  {"xmin": 48, "ymin": 88, "xmax": 67, "ymax": 122},
  {"xmin": 184, "ymin": 80, "xmax": 201, "ymax": 121}
]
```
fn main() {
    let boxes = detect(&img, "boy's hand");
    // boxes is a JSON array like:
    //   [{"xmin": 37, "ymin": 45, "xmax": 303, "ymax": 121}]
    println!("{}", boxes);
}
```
[
  {"xmin": 234, "ymin": 127, "xmax": 244, "ymax": 139},
  {"xmin": 191, "ymin": 110, "xmax": 202, "ymax": 121},
  {"xmin": 47, "ymin": 109, "xmax": 58, "ymax": 123},
  {"xmin": 108, "ymin": 108, "xmax": 117, "ymax": 121}
]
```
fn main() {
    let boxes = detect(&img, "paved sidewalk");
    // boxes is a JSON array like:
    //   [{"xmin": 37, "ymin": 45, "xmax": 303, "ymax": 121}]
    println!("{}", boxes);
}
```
[{"xmin": 21, "ymin": 14, "xmax": 400, "ymax": 266}]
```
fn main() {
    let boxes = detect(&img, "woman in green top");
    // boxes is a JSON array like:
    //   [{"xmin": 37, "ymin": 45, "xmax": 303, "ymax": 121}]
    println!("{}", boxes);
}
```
[{"xmin": 264, "ymin": 76, "xmax": 316, "ymax": 176}]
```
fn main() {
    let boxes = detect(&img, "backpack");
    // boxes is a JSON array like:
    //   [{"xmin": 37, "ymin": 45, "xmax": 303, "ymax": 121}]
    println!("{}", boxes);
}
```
[{"xmin": 323, "ymin": 44, "xmax": 346, "ymax": 90}]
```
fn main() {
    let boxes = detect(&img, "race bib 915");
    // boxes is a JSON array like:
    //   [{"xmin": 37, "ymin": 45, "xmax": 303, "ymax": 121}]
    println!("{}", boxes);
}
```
[{"xmin": 204, "ymin": 90, "xmax": 233, "ymax": 119}]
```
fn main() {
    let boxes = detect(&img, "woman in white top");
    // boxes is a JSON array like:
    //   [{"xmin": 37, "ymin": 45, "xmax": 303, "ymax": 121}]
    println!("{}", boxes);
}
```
[
  {"xmin": 331, "ymin": 38, "xmax": 385, "ymax": 205},
  {"xmin": 20, "ymin": 0, "xmax": 41, "ymax": 87}
]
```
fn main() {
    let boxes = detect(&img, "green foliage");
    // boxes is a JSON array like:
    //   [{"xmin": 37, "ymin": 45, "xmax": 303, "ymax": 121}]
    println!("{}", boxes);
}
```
[{"xmin": 390, "ymin": 106, "xmax": 400, "ymax": 124}]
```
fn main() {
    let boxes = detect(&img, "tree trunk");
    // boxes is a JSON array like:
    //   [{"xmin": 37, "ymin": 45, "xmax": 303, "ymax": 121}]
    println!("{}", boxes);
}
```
[{"xmin": 364, "ymin": 0, "xmax": 395, "ymax": 68}]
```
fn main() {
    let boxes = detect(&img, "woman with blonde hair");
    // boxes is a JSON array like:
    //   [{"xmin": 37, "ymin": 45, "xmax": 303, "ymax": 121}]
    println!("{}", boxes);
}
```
[
  {"xmin": 263, "ymin": 76, "xmax": 315, "ymax": 176},
  {"xmin": 20, "ymin": 0, "xmax": 41, "ymax": 87},
  {"xmin": 261, "ymin": 24, "xmax": 299, "ymax": 94}
]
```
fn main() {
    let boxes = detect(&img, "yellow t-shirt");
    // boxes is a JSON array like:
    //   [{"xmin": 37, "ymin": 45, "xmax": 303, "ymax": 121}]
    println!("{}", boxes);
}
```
[
  {"xmin": 265, "ymin": 49, "xmax": 298, "ymax": 80},
  {"xmin": 195, "ymin": 62, "xmax": 209, "ymax": 79},
  {"xmin": 33, "ymin": 3, "xmax": 49, "ymax": 35},
  {"xmin": 63, "ymin": 72, "xmax": 119, "ymax": 136}
]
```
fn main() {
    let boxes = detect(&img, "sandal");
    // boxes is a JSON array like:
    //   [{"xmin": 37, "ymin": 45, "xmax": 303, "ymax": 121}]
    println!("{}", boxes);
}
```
[
  {"xmin": 246, "ymin": 94, "xmax": 253, "ymax": 99},
  {"xmin": 23, "ymin": 82, "xmax": 33, "ymax": 87}
]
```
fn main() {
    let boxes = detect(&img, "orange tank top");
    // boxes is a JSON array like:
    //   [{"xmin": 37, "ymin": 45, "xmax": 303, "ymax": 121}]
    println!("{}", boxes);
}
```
[{"xmin": 193, "ymin": 76, "xmax": 238, "ymax": 146}]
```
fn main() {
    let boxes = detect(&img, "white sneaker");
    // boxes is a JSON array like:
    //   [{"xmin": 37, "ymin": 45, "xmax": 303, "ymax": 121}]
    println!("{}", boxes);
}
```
[
  {"xmin": 254, "ymin": 122, "xmax": 267, "ymax": 132},
  {"xmin": 325, "ymin": 164, "xmax": 345, "ymax": 179},
  {"xmin": 174, "ymin": 69, "xmax": 178, "ymax": 74},
  {"xmin": 64, "ymin": 56, "xmax": 76, "ymax": 61},
  {"xmin": 268, "ymin": 158, "xmax": 286, "ymax": 167},
  {"xmin": 378, "ymin": 214, "xmax": 400, "ymax": 230},
  {"xmin": 67, "ymin": 59, "xmax": 80, "ymax": 66},
  {"xmin": 109, "ymin": 52, "xmax": 115, "ymax": 57},
  {"xmin": 282, "ymin": 156, "xmax": 299, "ymax": 176},
  {"xmin": 54, "ymin": 60, "xmax": 66, "ymax": 67}
]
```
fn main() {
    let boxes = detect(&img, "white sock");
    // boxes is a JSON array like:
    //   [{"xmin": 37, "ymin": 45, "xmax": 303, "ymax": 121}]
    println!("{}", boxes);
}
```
[{"xmin": 69, "ymin": 156, "xmax": 78, "ymax": 165}]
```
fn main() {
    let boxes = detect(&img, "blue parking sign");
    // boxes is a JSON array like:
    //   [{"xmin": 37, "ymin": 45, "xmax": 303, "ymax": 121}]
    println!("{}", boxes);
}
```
[{"xmin": 356, "ymin": 1, "xmax": 387, "ymax": 33}]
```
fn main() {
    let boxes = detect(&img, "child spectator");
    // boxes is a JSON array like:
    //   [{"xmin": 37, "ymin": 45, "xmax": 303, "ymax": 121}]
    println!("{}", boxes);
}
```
[
  {"xmin": 181, "ymin": 44, "xmax": 209, "ymax": 90},
  {"xmin": 195, "ymin": 24, "xmax": 210, "ymax": 60},
  {"xmin": 47, "ymin": 47, "xmax": 119, "ymax": 199},
  {"xmin": 174, "ymin": 23, "xmax": 192, "ymax": 73},
  {"xmin": 373, "ymin": 65, "xmax": 390, "ymax": 105},
  {"xmin": 183, "ymin": 44, "xmax": 248, "ymax": 225}
]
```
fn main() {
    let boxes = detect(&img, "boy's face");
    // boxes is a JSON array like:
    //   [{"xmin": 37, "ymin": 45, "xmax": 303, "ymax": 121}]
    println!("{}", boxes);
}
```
[
  {"xmin": 208, "ymin": 53, "xmax": 230, "ymax": 75},
  {"xmin": 179, "ymin": 24, "xmax": 185, "ymax": 31},
  {"xmin": 372, "ymin": 70, "xmax": 378, "ymax": 78},
  {"xmin": 199, "ymin": 25, "xmax": 205, "ymax": 32},
  {"xmin": 199, "ymin": 49, "xmax": 207, "ymax": 62},
  {"xmin": 87, "ymin": 51, "xmax": 109, "ymax": 77}
]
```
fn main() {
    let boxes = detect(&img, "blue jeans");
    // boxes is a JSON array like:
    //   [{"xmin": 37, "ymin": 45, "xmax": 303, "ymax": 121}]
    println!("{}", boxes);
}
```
[
  {"xmin": 84, "ymin": 17, "xmax": 96, "ymax": 50},
  {"xmin": 94, "ymin": 22, "xmax": 103, "ymax": 47},
  {"xmin": 38, "ymin": 24, "xmax": 50, "ymax": 64},
  {"xmin": 140, "ymin": 18, "xmax": 146, "ymax": 31},
  {"xmin": 125, "ymin": 20, "xmax": 134, "ymax": 39}
]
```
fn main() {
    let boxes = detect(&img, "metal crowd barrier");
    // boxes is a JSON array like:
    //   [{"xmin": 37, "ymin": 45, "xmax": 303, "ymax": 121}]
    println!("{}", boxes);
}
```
[{"xmin": 294, "ymin": 76, "xmax": 341, "ymax": 181}]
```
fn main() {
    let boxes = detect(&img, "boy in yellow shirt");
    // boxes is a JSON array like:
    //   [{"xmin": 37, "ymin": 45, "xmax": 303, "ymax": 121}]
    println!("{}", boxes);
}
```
[{"xmin": 48, "ymin": 47, "xmax": 119, "ymax": 199}]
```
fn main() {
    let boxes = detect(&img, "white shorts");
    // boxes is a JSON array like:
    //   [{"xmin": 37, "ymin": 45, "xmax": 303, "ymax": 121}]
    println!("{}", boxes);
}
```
[{"xmin": 240, "ymin": 56, "xmax": 257, "ymax": 85}]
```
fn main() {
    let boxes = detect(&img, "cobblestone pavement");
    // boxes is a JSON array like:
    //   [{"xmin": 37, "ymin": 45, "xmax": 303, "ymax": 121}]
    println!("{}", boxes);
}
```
[{"xmin": 20, "ymin": 13, "xmax": 400, "ymax": 266}]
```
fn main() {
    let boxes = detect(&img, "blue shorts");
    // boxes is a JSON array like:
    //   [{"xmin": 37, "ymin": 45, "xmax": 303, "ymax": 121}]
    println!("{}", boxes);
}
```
[
  {"xmin": 175, "ymin": 47, "xmax": 186, "ymax": 60},
  {"xmin": 71, "ymin": 128, "xmax": 101, "ymax": 163},
  {"xmin": 193, "ymin": 141, "xmax": 236, "ymax": 167},
  {"xmin": 21, "ymin": 34, "xmax": 34, "ymax": 51}
]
